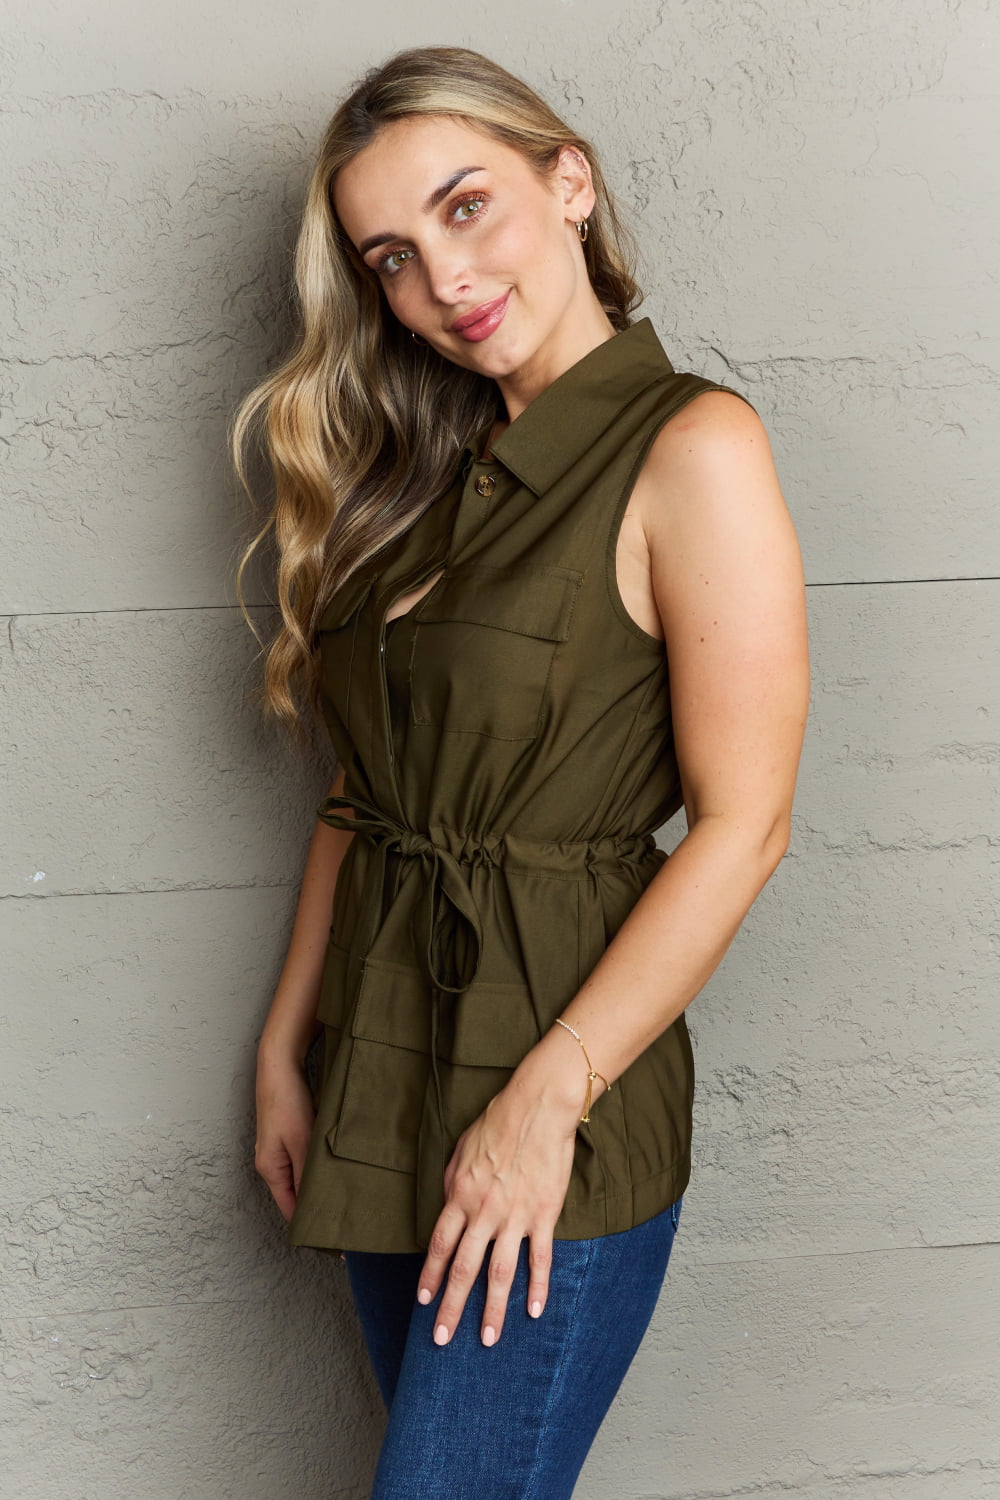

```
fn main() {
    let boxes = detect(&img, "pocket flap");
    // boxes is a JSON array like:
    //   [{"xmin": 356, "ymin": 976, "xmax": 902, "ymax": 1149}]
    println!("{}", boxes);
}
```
[
  {"xmin": 413, "ymin": 564, "xmax": 583, "ymax": 642},
  {"xmin": 351, "ymin": 957, "xmax": 431, "ymax": 1053},
  {"xmin": 449, "ymin": 980, "xmax": 542, "ymax": 1067},
  {"xmin": 352, "ymin": 956, "xmax": 541, "ymax": 1067}
]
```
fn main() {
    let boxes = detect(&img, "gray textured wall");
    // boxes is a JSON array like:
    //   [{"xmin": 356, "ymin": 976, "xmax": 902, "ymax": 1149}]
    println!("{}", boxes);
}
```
[{"xmin": 3, "ymin": 3, "xmax": 998, "ymax": 1497}]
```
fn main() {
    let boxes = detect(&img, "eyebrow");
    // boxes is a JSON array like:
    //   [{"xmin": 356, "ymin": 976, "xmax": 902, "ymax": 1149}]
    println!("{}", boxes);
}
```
[{"xmin": 357, "ymin": 166, "xmax": 487, "ymax": 257}]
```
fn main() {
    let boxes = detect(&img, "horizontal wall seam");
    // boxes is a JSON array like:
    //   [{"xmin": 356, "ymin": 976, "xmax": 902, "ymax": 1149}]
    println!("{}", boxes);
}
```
[
  {"xmin": 0, "ymin": 882, "xmax": 299, "ymax": 902},
  {"xmin": 3, "ymin": 575, "xmax": 1000, "ymax": 620},
  {"xmin": 697, "ymin": 1239, "xmax": 1000, "ymax": 1268}
]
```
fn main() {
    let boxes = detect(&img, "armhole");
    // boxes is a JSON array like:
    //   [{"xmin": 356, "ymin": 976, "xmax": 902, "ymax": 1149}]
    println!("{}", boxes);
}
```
[{"xmin": 603, "ymin": 382, "xmax": 760, "ymax": 650}]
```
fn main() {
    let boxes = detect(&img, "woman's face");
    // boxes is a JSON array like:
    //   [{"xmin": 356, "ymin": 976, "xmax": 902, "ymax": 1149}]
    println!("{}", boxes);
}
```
[{"xmin": 333, "ymin": 114, "xmax": 603, "ymax": 391}]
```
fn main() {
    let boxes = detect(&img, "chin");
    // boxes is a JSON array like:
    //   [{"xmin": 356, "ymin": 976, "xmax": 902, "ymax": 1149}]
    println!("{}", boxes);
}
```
[
  {"xmin": 470, "ymin": 325, "xmax": 544, "ymax": 379},
  {"xmin": 442, "ymin": 337, "xmax": 519, "ymax": 380}
]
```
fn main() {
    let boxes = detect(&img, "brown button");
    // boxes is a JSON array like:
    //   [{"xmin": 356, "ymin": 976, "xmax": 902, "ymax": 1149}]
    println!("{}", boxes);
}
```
[{"xmin": 474, "ymin": 473, "xmax": 496, "ymax": 497}]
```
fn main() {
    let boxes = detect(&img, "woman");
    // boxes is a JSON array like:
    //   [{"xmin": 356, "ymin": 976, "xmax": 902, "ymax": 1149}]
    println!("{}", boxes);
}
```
[{"xmin": 233, "ymin": 44, "xmax": 809, "ymax": 1499}]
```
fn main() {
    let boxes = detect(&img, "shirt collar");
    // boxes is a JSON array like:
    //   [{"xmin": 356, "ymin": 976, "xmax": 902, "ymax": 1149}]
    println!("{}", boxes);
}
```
[{"xmin": 461, "ymin": 317, "xmax": 675, "ymax": 496}]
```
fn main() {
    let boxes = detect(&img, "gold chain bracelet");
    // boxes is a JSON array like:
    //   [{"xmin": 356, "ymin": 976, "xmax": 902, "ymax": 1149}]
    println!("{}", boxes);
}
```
[{"xmin": 554, "ymin": 1018, "xmax": 612, "ymax": 1123}]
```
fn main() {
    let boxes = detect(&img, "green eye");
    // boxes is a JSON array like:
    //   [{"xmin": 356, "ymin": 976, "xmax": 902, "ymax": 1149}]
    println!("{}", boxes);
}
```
[
  {"xmin": 382, "ymin": 248, "xmax": 413, "ymax": 274},
  {"xmin": 453, "ymin": 195, "xmax": 486, "ymax": 222}
]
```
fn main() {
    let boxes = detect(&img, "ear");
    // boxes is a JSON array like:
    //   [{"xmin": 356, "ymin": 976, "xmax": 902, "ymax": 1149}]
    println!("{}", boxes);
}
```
[{"xmin": 552, "ymin": 144, "xmax": 596, "ymax": 224}]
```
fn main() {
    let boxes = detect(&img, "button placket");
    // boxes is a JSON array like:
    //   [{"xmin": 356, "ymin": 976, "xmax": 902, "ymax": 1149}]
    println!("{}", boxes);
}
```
[{"xmin": 452, "ymin": 450, "xmax": 506, "ymax": 557}]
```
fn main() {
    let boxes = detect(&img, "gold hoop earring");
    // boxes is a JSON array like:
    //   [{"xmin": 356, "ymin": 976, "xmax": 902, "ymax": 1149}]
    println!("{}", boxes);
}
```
[
  {"xmin": 576, "ymin": 217, "xmax": 589, "ymax": 243},
  {"xmin": 410, "ymin": 329, "xmax": 428, "ymax": 346}
]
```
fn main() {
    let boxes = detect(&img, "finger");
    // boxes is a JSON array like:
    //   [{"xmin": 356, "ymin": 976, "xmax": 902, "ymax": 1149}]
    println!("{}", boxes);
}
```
[
  {"xmin": 416, "ymin": 1201, "xmax": 468, "ymax": 1307},
  {"xmin": 480, "ymin": 1230, "xmax": 524, "ymax": 1346},
  {"xmin": 432, "ymin": 1225, "xmax": 493, "ymax": 1346},
  {"xmin": 255, "ymin": 1147, "xmax": 298, "ymax": 1222},
  {"xmin": 526, "ymin": 1226, "xmax": 555, "ymax": 1320}
]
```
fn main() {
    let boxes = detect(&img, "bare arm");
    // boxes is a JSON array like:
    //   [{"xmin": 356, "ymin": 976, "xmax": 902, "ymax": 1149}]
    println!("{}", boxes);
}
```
[
  {"xmin": 254, "ymin": 762, "xmax": 357, "ymax": 1219},
  {"xmin": 258, "ymin": 762, "xmax": 356, "ymax": 1068}
]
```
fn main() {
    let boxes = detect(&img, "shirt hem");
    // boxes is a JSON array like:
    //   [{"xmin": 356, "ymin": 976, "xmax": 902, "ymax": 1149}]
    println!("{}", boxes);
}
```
[{"xmin": 284, "ymin": 1152, "xmax": 691, "ymax": 1257}]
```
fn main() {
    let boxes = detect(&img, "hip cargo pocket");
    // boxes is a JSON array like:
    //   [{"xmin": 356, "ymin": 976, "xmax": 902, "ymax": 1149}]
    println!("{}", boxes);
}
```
[
  {"xmin": 326, "ymin": 954, "xmax": 543, "ymax": 1175},
  {"xmin": 326, "ymin": 955, "xmax": 431, "ymax": 1176}
]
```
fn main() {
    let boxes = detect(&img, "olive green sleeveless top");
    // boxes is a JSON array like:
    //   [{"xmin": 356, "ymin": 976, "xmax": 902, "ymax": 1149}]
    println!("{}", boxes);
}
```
[{"xmin": 286, "ymin": 317, "xmax": 757, "ymax": 1255}]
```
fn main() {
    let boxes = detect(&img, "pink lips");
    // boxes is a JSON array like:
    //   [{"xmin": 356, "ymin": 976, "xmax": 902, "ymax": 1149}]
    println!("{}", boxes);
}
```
[{"xmin": 451, "ymin": 290, "xmax": 511, "ymax": 342}]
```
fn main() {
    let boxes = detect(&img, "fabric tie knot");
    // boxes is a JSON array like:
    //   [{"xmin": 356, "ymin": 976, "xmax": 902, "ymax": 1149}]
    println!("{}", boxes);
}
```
[{"xmin": 396, "ymin": 828, "xmax": 433, "ymax": 858}]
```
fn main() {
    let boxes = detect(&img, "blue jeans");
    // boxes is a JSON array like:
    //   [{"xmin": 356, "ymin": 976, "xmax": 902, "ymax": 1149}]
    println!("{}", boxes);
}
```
[{"xmin": 344, "ymin": 1194, "xmax": 684, "ymax": 1498}]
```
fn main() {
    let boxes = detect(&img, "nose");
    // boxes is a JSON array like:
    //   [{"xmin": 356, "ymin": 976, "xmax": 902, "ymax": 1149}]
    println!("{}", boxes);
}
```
[{"xmin": 422, "ymin": 241, "xmax": 473, "ymax": 307}]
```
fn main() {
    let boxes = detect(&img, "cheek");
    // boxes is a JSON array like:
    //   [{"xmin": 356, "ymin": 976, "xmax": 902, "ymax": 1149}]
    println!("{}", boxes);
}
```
[
  {"xmin": 381, "ymin": 276, "xmax": 424, "ymax": 322},
  {"xmin": 484, "ymin": 212, "xmax": 561, "ymax": 277}
]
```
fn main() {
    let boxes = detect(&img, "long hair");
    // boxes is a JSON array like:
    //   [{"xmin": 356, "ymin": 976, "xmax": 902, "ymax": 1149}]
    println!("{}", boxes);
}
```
[{"xmin": 230, "ymin": 45, "xmax": 643, "ymax": 733}]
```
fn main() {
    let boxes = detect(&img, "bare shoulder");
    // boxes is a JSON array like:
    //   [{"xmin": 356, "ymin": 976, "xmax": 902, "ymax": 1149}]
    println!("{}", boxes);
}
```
[
  {"xmin": 630, "ymin": 388, "xmax": 783, "ymax": 546},
  {"xmin": 630, "ymin": 385, "xmax": 804, "ymax": 660},
  {"xmin": 647, "ymin": 387, "xmax": 771, "ymax": 459}
]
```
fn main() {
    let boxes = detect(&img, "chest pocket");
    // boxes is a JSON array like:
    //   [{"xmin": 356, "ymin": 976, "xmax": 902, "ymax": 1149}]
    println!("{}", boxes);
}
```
[
  {"xmin": 317, "ymin": 573, "xmax": 374, "ymax": 747},
  {"xmin": 408, "ymin": 563, "xmax": 584, "ymax": 741}
]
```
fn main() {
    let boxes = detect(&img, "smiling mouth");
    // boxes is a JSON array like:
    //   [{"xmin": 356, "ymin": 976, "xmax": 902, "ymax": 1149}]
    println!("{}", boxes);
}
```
[{"xmin": 450, "ymin": 290, "xmax": 511, "ymax": 338}]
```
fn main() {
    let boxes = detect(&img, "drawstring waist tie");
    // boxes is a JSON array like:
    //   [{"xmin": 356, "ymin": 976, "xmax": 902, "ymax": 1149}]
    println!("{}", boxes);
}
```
[{"xmin": 316, "ymin": 791, "xmax": 660, "ymax": 1152}]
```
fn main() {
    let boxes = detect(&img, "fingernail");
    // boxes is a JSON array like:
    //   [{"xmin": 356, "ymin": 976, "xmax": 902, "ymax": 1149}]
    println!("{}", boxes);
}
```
[
  {"xmin": 434, "ymin": 1323, "xmax": 450, "ymax": 1345},
  {"xmin": 417, "ymin": 1287, "xmax": 432, "ymax": 1305},
  {"xmin": 482, "ymin": 1325, "xmax": 496, "ymax": 1346},
  {"xmin": 530, "ymin": 1300, "xmax": 543, "ymax": 1318}
]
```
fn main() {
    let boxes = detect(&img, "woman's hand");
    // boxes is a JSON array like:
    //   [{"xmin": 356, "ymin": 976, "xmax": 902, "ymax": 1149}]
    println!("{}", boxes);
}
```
[
  {"xmin": 415, "ymin": 1063, "xmax": 583, "ymax": 1347},
  {"xmin": 254, "ymin": 1048, "xmax": 316, "ymax": 1222}
]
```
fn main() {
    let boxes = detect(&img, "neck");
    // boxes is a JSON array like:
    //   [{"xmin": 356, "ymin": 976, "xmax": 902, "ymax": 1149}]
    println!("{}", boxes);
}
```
[{"xmin": 493, "ymin": 300, "xmax": 618, "ymax": 426}]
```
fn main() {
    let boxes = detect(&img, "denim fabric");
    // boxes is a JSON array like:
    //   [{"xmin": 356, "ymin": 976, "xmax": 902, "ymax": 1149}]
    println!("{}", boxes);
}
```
[{"xmin": 344, "ymin": 1194, "xmax": 683, "ymax": 1498}]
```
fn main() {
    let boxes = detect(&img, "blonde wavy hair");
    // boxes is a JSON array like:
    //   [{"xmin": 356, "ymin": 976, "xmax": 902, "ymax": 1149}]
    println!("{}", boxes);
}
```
[{"xmin": 230, "ymin": 45, "xmax": 643, "ymax": 734}]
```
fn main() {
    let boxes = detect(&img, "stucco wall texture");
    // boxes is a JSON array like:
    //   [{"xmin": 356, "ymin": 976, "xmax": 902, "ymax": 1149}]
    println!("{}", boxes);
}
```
[{"xmin": 2, "ymin": 2, "xmax": 998, "ymax": 1496}]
